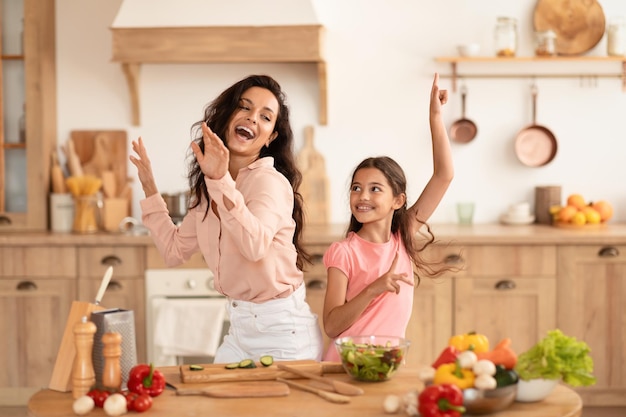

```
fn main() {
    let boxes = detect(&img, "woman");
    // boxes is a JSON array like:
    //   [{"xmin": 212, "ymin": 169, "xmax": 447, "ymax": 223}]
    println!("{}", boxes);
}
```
[{"xmin": 130, "ymin": 75, "xmax": 323, "ymax": 363}]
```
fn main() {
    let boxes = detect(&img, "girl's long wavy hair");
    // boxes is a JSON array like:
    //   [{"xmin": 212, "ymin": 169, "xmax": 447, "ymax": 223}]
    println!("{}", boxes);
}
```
[
  {"xmin": 187, "ymin": 75, "xmax": 310, "ymax": 270},
  {"xmin": 347, "ymin": 156, "xmax": 454, "ymax": 285}
]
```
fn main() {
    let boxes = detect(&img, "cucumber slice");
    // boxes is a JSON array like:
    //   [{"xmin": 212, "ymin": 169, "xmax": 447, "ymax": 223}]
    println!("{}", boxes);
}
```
[
  {"xmin": 238, "ymin": 359, "xmax": 257, "ymax": 368},
  {"xmin": 225, "ymin": 362, "xmax": 241, "ymax": 369},
  {"xmin": 259, "ymin": 355, "xmax": 274, "ymax": 367},
  {"xmin": 189, "ymin": 364, "xmax": 204, "ymax": 371}
]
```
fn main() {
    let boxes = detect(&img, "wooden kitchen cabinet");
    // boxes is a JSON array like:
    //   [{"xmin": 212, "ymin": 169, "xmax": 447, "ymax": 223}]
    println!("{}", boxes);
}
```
[
  {"xmin": 557, "ymin": 244, "xmax": 626, "ymax": 406},
  {"xmin": 0, "ymin": 0, "xmax": 56, "ymax": 230},
  {"xmin": 452, "ymin": 245, "xmax": 557, "ymax": 355},
  {"xmin": 0, "ymin": 246, "xmax": 76, "ymax": 405},
  {"xmin": 77, "ymin": 246, "xmax": 147, "ymax": 363}
]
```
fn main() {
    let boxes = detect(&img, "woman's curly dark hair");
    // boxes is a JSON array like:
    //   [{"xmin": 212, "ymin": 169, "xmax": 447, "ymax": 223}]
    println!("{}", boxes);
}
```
[{"xmin": 187, "ymin": 75, "xmax": 310, "ymax": 269}]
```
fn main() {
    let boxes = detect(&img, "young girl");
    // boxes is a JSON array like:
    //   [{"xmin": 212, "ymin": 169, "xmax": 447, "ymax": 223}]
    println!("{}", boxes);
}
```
[{"xmin": 322, "ymin": 73, "xmax": 454, "ymax": 361}]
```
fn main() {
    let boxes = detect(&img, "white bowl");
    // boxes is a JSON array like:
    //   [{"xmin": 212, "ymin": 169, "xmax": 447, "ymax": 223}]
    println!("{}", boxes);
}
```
[
  {"xmin": 457, "ymin": 43, "xmax": 480, "ymax": 57},
  {"xmin": 515, "ymin": 378, "xmax": 558, "ymax": 402}
]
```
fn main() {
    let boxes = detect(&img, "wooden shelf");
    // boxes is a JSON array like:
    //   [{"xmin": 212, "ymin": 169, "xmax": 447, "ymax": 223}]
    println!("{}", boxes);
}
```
[
  {"xmin": 111, "ymin": 25, "xmax": 327, "ymax": 126},
  {"xmin": 435, "ymin": 56, "xmax": 626, "ymax": 92}
]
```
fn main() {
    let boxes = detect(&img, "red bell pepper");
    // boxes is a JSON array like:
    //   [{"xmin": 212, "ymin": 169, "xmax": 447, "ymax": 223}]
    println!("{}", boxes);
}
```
[
  {"xmin": 418, "ymin": 383, "xmax": 466, "ymax": 417},
  {"xmin": 127, "ymin": 363, "xmax": 166, "ymax": 397},
  {"xmin": 431, "ymin": 346, "xmax": 460, "ymax": 369}
]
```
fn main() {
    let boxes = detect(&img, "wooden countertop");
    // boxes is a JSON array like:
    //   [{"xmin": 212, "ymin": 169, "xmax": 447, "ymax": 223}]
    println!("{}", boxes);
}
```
[
  {"xmin": 28, "ymin": 366, "xmax": 581, "ymax": 417},
  {"xmin": 2, "ymin": 223, "xmax": 626, "ymax": 246}
]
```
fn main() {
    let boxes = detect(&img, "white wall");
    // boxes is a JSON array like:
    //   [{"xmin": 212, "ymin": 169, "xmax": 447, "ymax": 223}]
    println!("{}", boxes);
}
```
[{"xmin": 56, "ymin": 0, "xmax": 626, "ymax": 224}]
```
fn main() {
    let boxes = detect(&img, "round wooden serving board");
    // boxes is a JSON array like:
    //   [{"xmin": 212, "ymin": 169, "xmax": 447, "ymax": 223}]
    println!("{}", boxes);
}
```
[{"xmin": 533, "ymin": 0, "xmax": 606, "ymax": 55}]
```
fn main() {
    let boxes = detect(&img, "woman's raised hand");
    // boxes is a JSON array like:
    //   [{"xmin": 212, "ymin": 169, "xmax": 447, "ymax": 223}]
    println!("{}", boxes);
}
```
[
  {"xmin": 430, "ymin": 72, "xmax": 448, "ymax": 115},
  {"xmin": 129, "ymin": 137, "xmax": 159, "ymax": 197},
  {"xmin": 191, "ymin": 122, "xmax": 229, "ymax": 180}
]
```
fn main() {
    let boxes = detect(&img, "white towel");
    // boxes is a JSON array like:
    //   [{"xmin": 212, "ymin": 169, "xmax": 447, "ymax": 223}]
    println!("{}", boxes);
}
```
[{"xmin": 153, "ymin": 297, "xmax": 227, "ymax": 358}]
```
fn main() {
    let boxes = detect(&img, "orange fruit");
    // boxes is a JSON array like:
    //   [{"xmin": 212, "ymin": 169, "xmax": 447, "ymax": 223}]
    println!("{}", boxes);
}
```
[
  {"xmin": 558, "ymin": 205, "xmax": 579, "ymax": 223},
  {"xmin": 581, "ymin": 207, "xmax": 601, "ymax": 224},
  {"xmin": 570, "ymin": 211, "xmax": 587, "ymax": 226},
  {"xmin": 591, "ymin": 200, "xmax": 613, "ymax": 222},
  {"xmin": 566, "ymin": 194, "xmax": 586, "ymax": 210}
]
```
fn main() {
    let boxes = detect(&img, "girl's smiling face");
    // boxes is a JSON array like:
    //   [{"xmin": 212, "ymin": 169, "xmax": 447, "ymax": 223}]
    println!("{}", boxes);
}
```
[
  {"xmin": 350, "ymin": 167, "xmax": 405, "ymax": 225},
  {"xmin": 225, "ymin": 86, "xmax": 279, "ymax": 160}
]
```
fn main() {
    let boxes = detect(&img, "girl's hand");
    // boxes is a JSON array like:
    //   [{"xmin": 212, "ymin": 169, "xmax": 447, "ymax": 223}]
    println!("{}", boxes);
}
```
[
  {"xmin": 369, "ymin": 252, "xmax": 414, "ymax": 295},
  {"xmin": 191, "ymin": 122, "xmax": 229, "ymax": 179},
  {"xmin": 129, "ymin": 137, "xmax": 159, "ymax": 197},
  {"xmin": 430, "ymin": 73, "xmax": 448, "ymax": 116}
]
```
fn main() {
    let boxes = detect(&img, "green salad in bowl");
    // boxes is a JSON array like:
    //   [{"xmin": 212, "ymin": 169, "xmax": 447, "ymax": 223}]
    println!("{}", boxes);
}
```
[{"xmin": 335, "ymin": 335, "xmax": 410, "ymax": 382}]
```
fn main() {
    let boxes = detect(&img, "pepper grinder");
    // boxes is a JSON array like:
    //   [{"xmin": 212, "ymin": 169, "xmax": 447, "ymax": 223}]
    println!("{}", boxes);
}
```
[
  {"xmin": 72, "ymin": 316, "xmax": 97, "ymax": 399},
  {"xmin": 101, "ymin": 331, "xmax": 122, "ymax": 391}
]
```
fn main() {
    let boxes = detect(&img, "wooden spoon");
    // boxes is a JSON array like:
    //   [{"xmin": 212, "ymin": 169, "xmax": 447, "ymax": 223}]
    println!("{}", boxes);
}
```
[
  {"xmin": 277, "ymin": 363, "xmax": 363, "ymax": 396},
  {"xmin": 276, "ymin": 377, "xmax": 350, "ymax": 404}
]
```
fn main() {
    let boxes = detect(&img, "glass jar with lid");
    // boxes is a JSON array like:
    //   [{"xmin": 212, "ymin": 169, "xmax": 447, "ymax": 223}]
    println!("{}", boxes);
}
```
[
  {"xmin": 607, "ymin": 17, "xmax": 626, "ymax": 57},
  {"xmin": 535, "ymin": 30, "xmax": 557, "ymax": 56},
  {"xmin": 495, "ymin": 17, "xmax": 518, "ymax": 57}
]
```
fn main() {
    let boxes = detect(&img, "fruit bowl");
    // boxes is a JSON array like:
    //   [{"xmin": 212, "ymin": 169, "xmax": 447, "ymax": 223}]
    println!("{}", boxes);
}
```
[
  {"xmin": 334, "ymin": 335, "xmax": 410, "ymax": 382},
  {"xmin": 463, "ymin": 384, "xmax": 518, "ymax": 415}
]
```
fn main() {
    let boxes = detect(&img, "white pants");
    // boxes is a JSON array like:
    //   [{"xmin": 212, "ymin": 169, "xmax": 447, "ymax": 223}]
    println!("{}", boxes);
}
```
[{"xmin": 213, "ymin": 284, "xmax": 323, "ymax": 363}]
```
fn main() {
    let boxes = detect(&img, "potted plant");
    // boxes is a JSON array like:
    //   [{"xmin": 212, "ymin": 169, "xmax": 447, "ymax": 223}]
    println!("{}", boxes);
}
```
[{"xmin": 514, "ymin": 329, "xmax": 596, "ymax": 402}]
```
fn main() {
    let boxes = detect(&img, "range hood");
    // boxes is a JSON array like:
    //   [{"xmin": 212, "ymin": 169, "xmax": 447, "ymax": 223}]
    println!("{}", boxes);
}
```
[{"xmin": 110, "ymin": 0, "xmax": 326, "ymax": 126}]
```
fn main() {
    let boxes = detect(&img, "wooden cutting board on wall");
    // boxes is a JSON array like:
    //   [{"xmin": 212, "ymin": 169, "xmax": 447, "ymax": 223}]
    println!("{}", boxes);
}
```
[
  {"xmin": 296, "ymin": 126, "xmax": 330, "ymax": 225},
  {"xmin": 70, "ymin": 130, "xmax": 128, "ymax": 196}
]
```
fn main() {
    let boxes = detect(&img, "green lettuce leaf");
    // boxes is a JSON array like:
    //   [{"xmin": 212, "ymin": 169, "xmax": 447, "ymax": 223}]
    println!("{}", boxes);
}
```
[{"xmin": 514, "ymin": 329, "xmax": 596, "ymax": 387}]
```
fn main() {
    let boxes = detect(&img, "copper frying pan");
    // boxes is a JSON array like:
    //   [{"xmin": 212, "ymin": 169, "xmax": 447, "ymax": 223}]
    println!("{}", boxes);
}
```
[
  {"xmin": 449, "ymin": 85, "xmax": 478, "ymax": 143},
  {"xmin": 514, "ymin": 84, "xmax": 557, "ymax": 167}
]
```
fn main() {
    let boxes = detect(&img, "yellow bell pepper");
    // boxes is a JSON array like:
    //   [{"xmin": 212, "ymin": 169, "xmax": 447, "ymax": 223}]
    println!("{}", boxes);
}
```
[
  {"xmin": 449, "ymin": 331, "xmax": 489, "ymax": 353},
  {"xmin": 433, "ymin": 361, "xmax": 476, "ymax": 389}
]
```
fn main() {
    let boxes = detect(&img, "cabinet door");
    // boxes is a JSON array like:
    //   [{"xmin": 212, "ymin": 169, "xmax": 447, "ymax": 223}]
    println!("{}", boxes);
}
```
[
  {"xmin": 557, "ymin": 245, "xmax": 626, "ymax": 406},
  {"xmin": 454, "ymin": 276, "xmax": 556, "ymax": 354},
  {"xmin": 302, "ymin": 244, "xmax": 330, "ymax": 352},
  {"xmin": 453, "ymin": 245, "xmax": 557, "ymax": 354},
  {"xmin": 78, "ymin": 246, "xmax": 146, "ymax": 362},
  {"xmin": 0, "ymin": 279, "xmax": 75, "ymax": 405},
  {"xmin": 405, "ymin": 276, "xmax": 453, "ymax": 367},
  {"xmin": 78, "ymin": 278, "xmax": 146, "ymax": 364},
  {"xmin": 0, "ymin": 0, "xmax": 56, "ymax": 230}
]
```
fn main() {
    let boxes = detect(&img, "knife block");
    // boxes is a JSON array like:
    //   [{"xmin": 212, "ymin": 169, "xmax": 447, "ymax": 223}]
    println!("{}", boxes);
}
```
[{"xmin": 49, "ymin": 301, "xmax": 106, "ymax": 392}]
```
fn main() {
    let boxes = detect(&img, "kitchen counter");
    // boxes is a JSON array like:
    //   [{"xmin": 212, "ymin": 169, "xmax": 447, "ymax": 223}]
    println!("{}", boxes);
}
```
[
  {"xmin": 2, "ymin": 223, "xmax": 626, "ymax": 246},
  {"xmin": 304, "ymin": 223, "xmax": 626, "ymax": 245},
  {"xmin": 27, "ymin": 366, "xmax": 582, "ymax": 417}
]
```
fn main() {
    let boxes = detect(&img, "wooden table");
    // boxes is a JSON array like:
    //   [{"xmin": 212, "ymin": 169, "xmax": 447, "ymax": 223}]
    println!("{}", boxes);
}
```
[{"xmin": 28, "ymin": 367, "xmax": 582, "ymax": 417}]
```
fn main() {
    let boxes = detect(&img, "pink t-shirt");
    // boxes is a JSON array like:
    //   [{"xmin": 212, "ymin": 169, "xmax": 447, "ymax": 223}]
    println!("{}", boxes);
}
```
[
  {"xmin": 322, "ymin": 231, "xmax": 414, "ymax": 361},
  {"xmin": 140, "ymin": 157, "xmax": 303, "ymax": 302}
]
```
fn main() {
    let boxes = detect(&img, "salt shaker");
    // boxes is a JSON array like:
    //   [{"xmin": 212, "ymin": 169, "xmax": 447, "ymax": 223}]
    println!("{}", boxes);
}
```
[
  {"xmin": 101, "ymin": 332, "xmax": 122, "ymax": 391},
  {"xmin": 72, "ymin": 316, "xmax": 97, "ymax": 399}
]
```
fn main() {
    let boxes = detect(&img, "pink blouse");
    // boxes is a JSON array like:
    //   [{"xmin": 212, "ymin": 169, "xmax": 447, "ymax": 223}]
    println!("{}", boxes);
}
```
[{"xmin": 140, "ymin": 157, "xmax": 303, "ymax": 302}]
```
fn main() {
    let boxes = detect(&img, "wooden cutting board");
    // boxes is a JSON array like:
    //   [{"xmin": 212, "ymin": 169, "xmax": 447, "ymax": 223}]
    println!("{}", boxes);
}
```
[
  {"xmin": 70, "ymin": 130, "xmax": 128, "ymax": 197},
  {"xmin": 296, "ymin": 126, "xmax": 330, "ymax": 225},
  {"xmin": 179, "ymin": 360, "xmax": 344, "ymax": 384},
  {"xmin": 533, "ymin": 0, "xmax": 606, "ymax": 55},
  {"xmin": 175, "ymin": 381, "xmax": 290, "ymax": 398}
]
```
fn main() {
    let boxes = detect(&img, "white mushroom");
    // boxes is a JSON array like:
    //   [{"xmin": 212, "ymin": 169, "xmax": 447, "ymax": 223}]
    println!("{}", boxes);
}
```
[
  {"xmin": 72, "ymin": 395, "xmax": 95, "ymax": 416},
  {"xmin": 473, "ymin": 359, "xmax": 497, "ymax": 376}
]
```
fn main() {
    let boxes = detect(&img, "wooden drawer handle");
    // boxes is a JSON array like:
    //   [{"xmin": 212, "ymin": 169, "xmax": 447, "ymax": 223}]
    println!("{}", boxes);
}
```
[
  {"xmin": 0, "ymin": 215, "xmax": 12, "ymax": 225},
  {"xmin": 598, "ymin": 246, "xmax": 619, "ymax": 258},
  {"xmin": 495, "ymin": 280, "xmax": 516, "ymax": 290},
  {"xmin": 306, "ymin": 279, "xmax": 327, "ymax": 290},
  {"xmin": 16, "ymin": 281, "xmax": 38, "ymax": 291},
  {"xmin": 444, "ymin": 254, "xmax": 463, "ymax": 265},
  {"xmin": 310, "ymin": 254, "xmax": 324, "ymax": 263},
  {"xmin": 101, "ymin": 255, "xmax": 122, "ymax": 266},
  {"xmin": 107, "ymin": 281, "xmax": 123, "ymax": 291}
]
